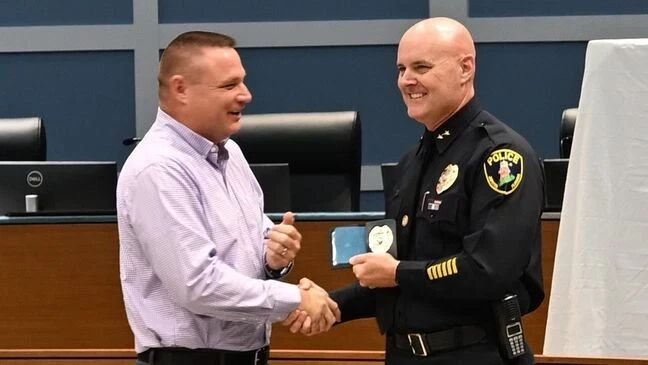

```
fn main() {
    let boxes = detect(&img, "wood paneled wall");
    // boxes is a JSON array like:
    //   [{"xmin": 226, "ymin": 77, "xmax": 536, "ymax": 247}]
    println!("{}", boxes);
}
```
[{"xmin": 2, "ymin": 219, "xmax": 644, "ymax": 364}]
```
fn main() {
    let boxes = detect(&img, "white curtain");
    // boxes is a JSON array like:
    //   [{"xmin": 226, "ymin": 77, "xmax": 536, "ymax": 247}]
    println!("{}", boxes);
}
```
[{"xmin": 544, "ymin": 39, "xmax": 648, "ymax": 357}]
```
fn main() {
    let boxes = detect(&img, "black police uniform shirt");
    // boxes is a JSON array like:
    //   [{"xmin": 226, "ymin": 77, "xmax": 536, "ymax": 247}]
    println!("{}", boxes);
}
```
[{"xmin": 331, "ymin": 97, "xmax": 544, "ymax": 336}]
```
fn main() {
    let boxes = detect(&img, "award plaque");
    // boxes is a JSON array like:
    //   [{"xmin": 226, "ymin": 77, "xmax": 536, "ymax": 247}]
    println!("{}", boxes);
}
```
[
  {"xmin": 331, "ymin": 219, "xmax": 398, "ymax": 268},
  {"xmin": 330, "ymin": 225, "xmax": 366, "ymax": 268}
]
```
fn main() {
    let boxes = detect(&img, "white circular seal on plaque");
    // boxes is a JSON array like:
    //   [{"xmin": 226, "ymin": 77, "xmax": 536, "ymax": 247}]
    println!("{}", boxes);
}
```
[{"xmin": 368, "ymin": 225, "xmax": 394, "ymax": 253}]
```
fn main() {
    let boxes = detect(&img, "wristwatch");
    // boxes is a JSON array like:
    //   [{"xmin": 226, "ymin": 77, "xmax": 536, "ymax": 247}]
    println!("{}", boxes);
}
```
[{"xmin": 264, "ymin": 257, "xmax": 294, "ymax": 279}]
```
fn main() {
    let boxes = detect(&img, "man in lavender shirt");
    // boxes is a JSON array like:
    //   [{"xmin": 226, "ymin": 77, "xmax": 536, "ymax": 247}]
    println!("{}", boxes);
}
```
[{"xmin": 117, "ymin": 31, "xmax": 340, "ymax": 365}]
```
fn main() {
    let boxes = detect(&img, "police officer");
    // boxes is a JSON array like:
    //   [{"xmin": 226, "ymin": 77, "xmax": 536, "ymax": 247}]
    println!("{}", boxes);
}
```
[{"xmin": 286, "ymin": 17, "xmax": 544, "ymax": 365}]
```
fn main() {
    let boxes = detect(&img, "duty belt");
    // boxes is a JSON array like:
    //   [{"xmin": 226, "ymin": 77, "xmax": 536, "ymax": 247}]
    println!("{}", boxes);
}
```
[
  {"xmin": 136, "ymin": 346, "xmax": 269, "ymax": 365},
  {"xmin": 392, "ymin": 325, "xmax": 487, "ymax": 356}
]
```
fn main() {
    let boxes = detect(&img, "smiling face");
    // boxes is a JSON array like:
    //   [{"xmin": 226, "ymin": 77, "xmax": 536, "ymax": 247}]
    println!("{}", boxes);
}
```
[
  {"xmin": 396, "ymin": 18, "xmax": 476, "ymax": 131},
  {"xmin": 183, "ymin": 47, "xmax": 252, "ymax": 143},
  {"xmin": 158, "ymin": 32, "xmax": 253, "ymax": 144}
]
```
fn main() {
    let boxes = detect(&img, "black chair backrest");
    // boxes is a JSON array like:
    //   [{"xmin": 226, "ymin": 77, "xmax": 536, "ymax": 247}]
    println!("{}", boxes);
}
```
[
  {"xmin": 249, "ymin": 163, "xmax": 291, "ymax": 213},
  {"xmin": 234, "ymin": 111, "xmax": 361, "ymax": 212},
  {"xmin": 0, "ymin": 117, "xmax": 47, "ymax": 161},
  {"xmin": 541, "ymin": 158, "xmax": 569, "ymax": 212},
  {"xmin": 381, "ymin": 162, "xmax": 399, "ymax": 211},
  {"xmin": 560, "ymin": 108, "xmax": 577, "ymax": 158}
]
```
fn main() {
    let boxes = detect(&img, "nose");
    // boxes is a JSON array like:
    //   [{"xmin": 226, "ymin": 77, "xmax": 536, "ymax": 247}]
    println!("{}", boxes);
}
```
[
  {"xmin": 238, "ymin": 83, "xmax": 252, "ymax": 104},
  {"xmin": 399, "ymin": 69, "xmax": 417, "ymax": 87}
]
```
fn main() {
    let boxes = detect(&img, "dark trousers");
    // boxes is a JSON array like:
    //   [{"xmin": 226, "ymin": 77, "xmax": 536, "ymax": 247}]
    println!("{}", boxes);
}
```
[
  {"xmin": 385, "ymin": 336, "xmax": 535, "ymax": 365},
  {"xmin": 135, "ymin": 346, "xmax": 269, "ymax": 365}
]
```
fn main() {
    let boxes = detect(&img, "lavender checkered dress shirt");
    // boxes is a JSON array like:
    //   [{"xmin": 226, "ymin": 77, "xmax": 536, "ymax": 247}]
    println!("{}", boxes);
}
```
[{"xmin": 117, "ymin": 108, "xmax": 300, "ymax": 353}]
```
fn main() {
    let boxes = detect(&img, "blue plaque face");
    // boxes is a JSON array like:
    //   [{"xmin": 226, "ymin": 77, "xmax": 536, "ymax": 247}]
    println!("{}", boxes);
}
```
[{"xmin": 330, "ymin": 226, "xmax": 366, "ymax": 268}]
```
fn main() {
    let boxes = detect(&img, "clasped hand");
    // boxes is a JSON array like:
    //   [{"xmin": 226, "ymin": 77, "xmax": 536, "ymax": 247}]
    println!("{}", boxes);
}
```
[
  {"xmin": 282, "ymin": 253, "xmax": 399, "ymax": 335},
  {"xmin": 282, "ymin": 278, "xmax": 340, "ymax": 336}
]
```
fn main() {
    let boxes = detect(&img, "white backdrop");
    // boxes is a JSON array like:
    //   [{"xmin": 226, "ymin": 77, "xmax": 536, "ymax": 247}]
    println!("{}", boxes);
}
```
[{"xmin": 543, "ymin": 39, "xmax": 648, "ymax": 357}]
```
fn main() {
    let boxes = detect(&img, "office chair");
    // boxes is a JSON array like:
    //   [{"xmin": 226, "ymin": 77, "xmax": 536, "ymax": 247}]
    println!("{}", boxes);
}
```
[
  {"xmin": 381, "ymin": 162, "xmax": 399, "ymax": 212},
  {"xmin": 540, "ymin": 158, "xmax": 569, "ymax": 212},
  {"xmin": 249, "ymin": 163, "xmax": 291, "ymax": 213},
  {"xmin": 560, "ymin": 108, "xmax": 578, "ymax": 158},
  {"xmin": 0, "ymin": 117, "xmax": 47, "ymax": 161},
  {"xmin": 234, "ymin": 111, "xmax": 362, "ymax": 212}
]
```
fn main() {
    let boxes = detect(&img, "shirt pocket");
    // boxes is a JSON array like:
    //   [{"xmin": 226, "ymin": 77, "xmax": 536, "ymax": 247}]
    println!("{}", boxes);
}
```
[{"xmin": 414, "ymin": 195, "xmax": 460, "ymax": 259}]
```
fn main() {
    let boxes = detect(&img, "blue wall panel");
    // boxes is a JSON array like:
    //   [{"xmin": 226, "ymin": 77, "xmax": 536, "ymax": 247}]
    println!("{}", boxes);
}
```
[
  {"xmin": 238, "ymin": 42, "xmax": 587, "ymax": 169},
  {"xmin": 0, "ymin": 0, "xmax": 133, "ymax": 26},
  {"xmin": 159, "ymin": 0, "xmax": 428, "ymax": 23},
  {"xmin": 475, "ymin": 42, "xmax": 587, "ymax": 159},
  {"xmin": 239, "ymin": 45, "xmax": 422, "ymax": 165},
  {"xmin": 0, "ymin": 51, "xmax": 135, "ymax": 166},
  {"xmin": 470, "ymin": 0, "xmax": 648, "ymax": 17}
]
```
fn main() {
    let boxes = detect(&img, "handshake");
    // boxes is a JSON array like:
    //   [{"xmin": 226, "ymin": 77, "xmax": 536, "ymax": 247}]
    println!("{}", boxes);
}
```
[
  {"xmin": 281, "ymin": 252, "xmax": 401, "ymax": 335},
  {"xmin": 282, "ymin": 278, "xmax": 340, "ymax": 336}
]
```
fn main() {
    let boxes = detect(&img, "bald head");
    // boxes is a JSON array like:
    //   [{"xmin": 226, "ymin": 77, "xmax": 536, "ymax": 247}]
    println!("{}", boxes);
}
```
[
  {"xmin": 401, "ymin": 17, "xmax": 475, "ymax": 66},
  {"xmin": 397, "ymin": 17, "xmax": 476, "ymax": 130}
]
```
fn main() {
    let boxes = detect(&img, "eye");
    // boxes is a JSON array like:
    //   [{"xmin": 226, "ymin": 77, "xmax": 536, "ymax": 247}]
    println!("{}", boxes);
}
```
[
  {"xmin": 397, "ymin": 66, "xmax": 405, "ymax": 75},
  {"xmin": 223, "ymin": 83, "xmax": 237, "ymax": 90},
  {"xmin": 415, "ymin": 65, "xmax": 431, "ymax": 73}
]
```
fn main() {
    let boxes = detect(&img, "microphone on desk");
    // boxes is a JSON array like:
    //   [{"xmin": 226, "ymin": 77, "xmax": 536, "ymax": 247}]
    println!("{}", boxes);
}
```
[{"xmin": 122, "ymin": 137, "xmax": 142, "ymax": 146}]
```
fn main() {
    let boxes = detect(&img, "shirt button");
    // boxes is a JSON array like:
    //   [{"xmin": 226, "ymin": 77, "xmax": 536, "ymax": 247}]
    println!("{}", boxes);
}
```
[{"xmin": 210, "ymin": 146, "xmax": 217, "ymax": 153}]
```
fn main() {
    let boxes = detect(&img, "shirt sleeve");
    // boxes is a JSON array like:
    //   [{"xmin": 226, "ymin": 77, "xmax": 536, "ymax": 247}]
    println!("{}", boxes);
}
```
[
  {"xmin": 330, "ymin": 282, "xmax": 377, "ymax": 323},
  {"xmin": 127, "ymin": 163, "xmax": 300, "ymax": 323},
  {"xmin": 396, "ymin": 145, "xmax": 544, "ymax": 301}
]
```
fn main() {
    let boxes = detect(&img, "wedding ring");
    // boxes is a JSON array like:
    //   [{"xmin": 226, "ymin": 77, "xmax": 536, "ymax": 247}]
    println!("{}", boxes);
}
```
[{"xmin": 281, "ymin": 247, "xmax": 288, "ymax": 256}]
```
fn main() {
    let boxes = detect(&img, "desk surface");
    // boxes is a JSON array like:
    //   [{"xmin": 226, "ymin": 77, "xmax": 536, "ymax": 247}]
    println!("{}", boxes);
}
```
[{"xmin": 0, "ymin": 211, "xmax": 561, "ymax": 225}]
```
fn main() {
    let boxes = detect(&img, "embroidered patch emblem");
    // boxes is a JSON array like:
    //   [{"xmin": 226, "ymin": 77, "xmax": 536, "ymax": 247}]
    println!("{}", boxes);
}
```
[
  {"xmin": 436, "ymin": 164, "xmax": 459, "ymax": 194},
  {"xmin": 483, "ymin": 148, "xmax": 523, "ymax": 195}
]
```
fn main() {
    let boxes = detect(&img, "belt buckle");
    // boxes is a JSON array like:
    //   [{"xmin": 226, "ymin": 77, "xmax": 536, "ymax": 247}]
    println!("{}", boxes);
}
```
[{"xmin": 407, "ymin": 333, "xmax": 429, "ymax": 357}]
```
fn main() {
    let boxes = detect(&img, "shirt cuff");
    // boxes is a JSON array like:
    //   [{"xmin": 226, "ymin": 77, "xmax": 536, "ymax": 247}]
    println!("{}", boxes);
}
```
[
  {"xmin": 395, "ymin": 260, "xmax": 427, "ymax": 289},
  {"xmin": 264, "ymin": 280, "xmax": 301, "ymax": 322}
]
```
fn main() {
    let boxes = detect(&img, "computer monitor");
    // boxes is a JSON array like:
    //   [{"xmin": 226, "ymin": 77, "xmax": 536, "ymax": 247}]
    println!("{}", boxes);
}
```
[
  {"xmin": 249, "ymin": 163, "xmax": 291, "ymax": 213},
  {"xmin": 542, "ymin": 158, "xmax": 569, "ymax": 212},
  {"xmin": 0, "ymin": 161, "xmax": 117, "ymax": 216}
]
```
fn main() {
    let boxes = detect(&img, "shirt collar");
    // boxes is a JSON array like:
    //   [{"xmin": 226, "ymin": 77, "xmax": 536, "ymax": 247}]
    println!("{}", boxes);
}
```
[
  {"xmin": 156, "ymin": 108, "xmax": 229, "ymax": 161},
  {"xmin": 417, "ymin": 97, "xmax": 482, "ymax": 156}
]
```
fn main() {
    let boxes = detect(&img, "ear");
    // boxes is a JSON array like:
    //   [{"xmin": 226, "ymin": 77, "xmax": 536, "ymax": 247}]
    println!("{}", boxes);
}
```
[
  {"xmin": 168, "ymin": 75, "xmax": 190, "ymax": 104},
  {"xmin": 458, "ymin": 54, "xmax": 475, "ymax": 84}
]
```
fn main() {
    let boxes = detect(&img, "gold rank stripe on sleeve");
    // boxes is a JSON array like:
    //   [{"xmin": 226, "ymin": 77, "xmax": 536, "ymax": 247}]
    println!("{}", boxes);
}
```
[{"xmin": 427, "ymin": 257, "xmax": 458, "ymax": 281}]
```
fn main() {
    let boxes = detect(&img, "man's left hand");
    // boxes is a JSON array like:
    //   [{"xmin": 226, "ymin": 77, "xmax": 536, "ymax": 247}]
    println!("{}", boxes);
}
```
[
  {"xmin": 265, "ymin": 212, "xmax": 302, "ymax": 270},
  {"xmin": 349, "ymin": 253, "xmax": 399, "ymax": 288}
]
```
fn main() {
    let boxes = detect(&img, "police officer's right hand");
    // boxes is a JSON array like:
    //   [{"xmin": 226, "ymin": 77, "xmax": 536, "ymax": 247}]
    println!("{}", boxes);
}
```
[{"xmin": 297, "ymin": 279, "xmax": 340, "ymax": 334}]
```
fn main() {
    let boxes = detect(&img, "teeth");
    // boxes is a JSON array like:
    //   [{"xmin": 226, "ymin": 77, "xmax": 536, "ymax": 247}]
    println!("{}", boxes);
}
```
[{"xmin": 410, "ymin": 93, "xmax": 424, "ymax": 99}]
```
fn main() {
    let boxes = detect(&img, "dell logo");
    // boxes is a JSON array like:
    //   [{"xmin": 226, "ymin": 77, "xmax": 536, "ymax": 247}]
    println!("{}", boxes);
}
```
[{"xmin": 26, "ymin": 170, "xmax": 44, "ymax": 188}]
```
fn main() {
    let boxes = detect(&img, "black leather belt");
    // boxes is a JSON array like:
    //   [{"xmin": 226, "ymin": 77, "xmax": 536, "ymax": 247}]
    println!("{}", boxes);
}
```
[
  {"xmin": 392, "ymin": 325, "xmax": 487, "ymax": 357},
  {"xmin": 136, "ymin": 346, "xmax": 269, "ymax": 365}
]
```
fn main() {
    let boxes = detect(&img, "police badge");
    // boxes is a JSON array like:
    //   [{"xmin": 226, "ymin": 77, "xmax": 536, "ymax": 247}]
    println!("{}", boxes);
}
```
[
  {"xmin": 365, "ymin": 219, "xmax": 398, "ymax": 258},
  {"xmin": 436, "ymin": 164, "xmax": 459, "ymax": 194}
]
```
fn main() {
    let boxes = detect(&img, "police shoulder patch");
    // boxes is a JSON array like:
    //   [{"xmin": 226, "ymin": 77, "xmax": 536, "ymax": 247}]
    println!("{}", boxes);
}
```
[{"xmin": 483, "ymin": 148, "xmax": 523, "ymax": 195}]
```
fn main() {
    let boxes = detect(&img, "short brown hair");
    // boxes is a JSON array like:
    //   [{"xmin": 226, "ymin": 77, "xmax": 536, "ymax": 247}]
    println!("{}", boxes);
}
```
[{"xmin": 158, "ymin": 31, "xmax": 236, "ymax": 87}]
